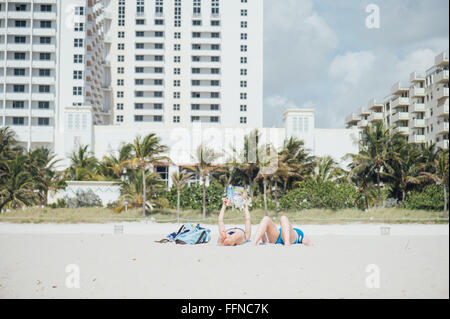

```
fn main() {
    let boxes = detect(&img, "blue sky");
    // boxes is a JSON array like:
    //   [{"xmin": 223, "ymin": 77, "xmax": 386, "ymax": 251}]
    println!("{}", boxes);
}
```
[{"xmin": 263, "ymin": 0, "xmax": 450, "ymax": 128}]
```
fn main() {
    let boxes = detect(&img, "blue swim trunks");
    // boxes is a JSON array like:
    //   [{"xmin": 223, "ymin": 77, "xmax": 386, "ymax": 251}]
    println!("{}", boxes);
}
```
[{"xmin": 275, "ymin": 228, "xmax": 304, "ymax": 245}]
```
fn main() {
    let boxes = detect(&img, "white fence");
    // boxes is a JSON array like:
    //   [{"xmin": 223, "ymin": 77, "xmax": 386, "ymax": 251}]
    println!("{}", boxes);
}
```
[{"xmin": 48, "ymin": 181, "xmax": 121, "ymax": 207}]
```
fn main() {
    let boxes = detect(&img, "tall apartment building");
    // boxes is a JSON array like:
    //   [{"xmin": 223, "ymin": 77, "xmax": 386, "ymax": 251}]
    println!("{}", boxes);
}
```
[
  {"xmin": 104, "ymin": 0, "xmax": 263, "ymax": 128},
  {"xmin": 0, "ymin": 0, "xmax": 109, "ymax": 152},
  {"xmin": 346, "ymin": 51, "xmax": 449, "ymax": 150}
]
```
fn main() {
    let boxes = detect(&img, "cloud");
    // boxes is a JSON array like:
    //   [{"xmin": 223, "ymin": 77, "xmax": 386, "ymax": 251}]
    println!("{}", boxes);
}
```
[
  {"xmin": 329, "ymin": 51, "xmax": 376, "ymax": 85},
  {"xmin": 263, "ymin": 0, "xmax": 449, "ymax": 129}
]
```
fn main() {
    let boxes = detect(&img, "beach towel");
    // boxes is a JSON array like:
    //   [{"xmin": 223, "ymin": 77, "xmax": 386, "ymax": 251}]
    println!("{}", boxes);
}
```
[{"xmin": 155, "ymin": 223, "xmax": 211, "ymax": 245}]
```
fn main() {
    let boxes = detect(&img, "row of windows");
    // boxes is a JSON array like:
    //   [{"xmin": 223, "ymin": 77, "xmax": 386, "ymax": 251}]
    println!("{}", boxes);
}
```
[
  {"xmin": 9, "ymin": 117, "xmax": 50, "ymax": 126},
  {"xmin": 5, "ymin": 4, "xmax": 53, "ymax": 12},
  {"xmin": 9, "ymin": 85, "xmax": 51, "ymax": 93},
  {"xmin": 9, "ymin": 101, "xmax": 50, "ymax": 109},
  {"xmin": 10, "ymin": 52, "xmax": 52, "ymax": 61},
  {"xmin": 115, "ymin": 115, "xmax": 247, "ymax": 124}
]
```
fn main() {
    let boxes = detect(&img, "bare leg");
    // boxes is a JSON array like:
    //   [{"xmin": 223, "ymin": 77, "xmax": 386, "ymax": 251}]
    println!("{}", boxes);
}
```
[
  {"xmin": 302, "ymin": 235, "xmax": 314, "ymax": 247},
  {"xmin": 279, "ymin": 216, "xmax": 298, "ymax": 247},
  {"xmin": 253, "ymin": 216, "xmax": 279, "ymax": 246}
]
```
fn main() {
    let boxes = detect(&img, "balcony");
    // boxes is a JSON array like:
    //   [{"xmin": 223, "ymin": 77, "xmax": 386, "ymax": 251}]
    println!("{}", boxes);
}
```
[
  {"xmin": 410, "ymin": 135, "xmax": 426, "ymax": 144},
  {"xmin": 436, "ymin": 103, "xmax": 449, "ymax": 117},
  {"xmin": 7, "ymin": 27, "xmax": 30, "ymax": 36},
  {"xmin": 391, "ymin": 82, "xmax": 408, "ymax": 95},
  {"xmin": 436, "ymin": 121, "xmax": 449, "ymax": 134},
  {"xmin": 33, "ymin": 28, "xmax": 57, "ymax": 37},
  {"xmin": 368, "ymin": 112, "xmax": 383, "ymax": 123},
  {"xmin": 436, "ymin": 87, "xmax": 449, "ymax": 101},
  {"xmin": 394, "ymin": 127, "xmax": 410, "ymax": 135},
  {"xmin": 357, "ymin": 107, "xmax": 370, "ymax": 117},
  {"xmin": 410, "ymin": 87, "xmax": 425, "ymax": 97},
  {"xmin": 33, "ymin": 12, "xmax": 57, "ymax": 20},
  {"xmin": 392, "ymin": 112, "xmax": 410, "ymax": 123},
  {"xmin": 437, "ymin": 139, "xmax": 449, "ymax": 150},
  {"xmin": 367, "ymin": 98, "xmax": 383, "ymax": 111},
  {"xmin": 391, "ymin": 97, "xmax": 410, "ymax": 108},
  {"xmin": 410, "ymin": 72, "xmax": 425, "ymax": 83},
  {"xmin": 435, "ymin": 70, "xmax": 449, "ymax": 83},
  {"xmin": 345, "ymin": 113, "xmax": 361, "ymax": 125},
  {"xmin": 357, "ymin": 119, "xmax": 368, "ymax": 128},
  {"xmin": 435, "ymin": 52, "xmax": 449, "ymax": 67},
  {"xmin": 410, "ymin": 119, "xmax": 425, "ymax": 128},
  {"xmin": 411, "ymin": 102, "xmax": 426, "ymax": 113}
]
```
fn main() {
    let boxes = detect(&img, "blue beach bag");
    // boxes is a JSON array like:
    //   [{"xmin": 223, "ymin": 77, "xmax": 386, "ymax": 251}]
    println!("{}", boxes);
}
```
[{"xmin": 168, "ymin": 223, "xmax": 211, "ymax": 245}]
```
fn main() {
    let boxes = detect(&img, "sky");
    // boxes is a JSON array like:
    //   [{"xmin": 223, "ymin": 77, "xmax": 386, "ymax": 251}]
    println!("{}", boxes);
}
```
[{"xmin": 263, "ymin": 0, "xmax": 450, "ymax": 128}]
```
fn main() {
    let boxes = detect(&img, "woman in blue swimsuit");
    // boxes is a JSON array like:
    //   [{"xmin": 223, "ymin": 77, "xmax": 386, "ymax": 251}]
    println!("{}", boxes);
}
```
[
  {"xmin": 253, "ymin": 216, "xmax": 313, "ymax": 247},
  {"xmin": 218, "ymin": 197, "xmax": 251, "ymax": 246}
]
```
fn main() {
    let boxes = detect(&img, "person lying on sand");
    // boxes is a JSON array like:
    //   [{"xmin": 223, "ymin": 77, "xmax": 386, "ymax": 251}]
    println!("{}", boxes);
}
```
[
  {"xmin": 253, "ymin": 216, "xmax": 313, "ymax": 247},
  {"xmin": 218, "ymin": 197, "xmax": 251, "ymax": 246}
]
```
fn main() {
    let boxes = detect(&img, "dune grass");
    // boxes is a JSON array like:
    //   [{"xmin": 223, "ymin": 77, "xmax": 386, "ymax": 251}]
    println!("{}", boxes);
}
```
[{"xmin": 0, "ymin": 206, "xmax": 447, "ymax": 224}]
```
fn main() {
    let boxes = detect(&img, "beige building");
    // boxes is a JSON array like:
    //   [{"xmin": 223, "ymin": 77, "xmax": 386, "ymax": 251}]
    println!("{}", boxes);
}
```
[{"xmin": 346, "ymin": 51, "xmax": 449, "ymax": 149}]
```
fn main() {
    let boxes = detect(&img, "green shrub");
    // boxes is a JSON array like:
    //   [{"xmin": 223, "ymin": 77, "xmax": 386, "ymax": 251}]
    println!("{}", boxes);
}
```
[
  {"xmin": 251, "ymin": 194, "xmax": 275, "ymax": 210},
  {"xmin": 404, "ymin": 185, "xmax": 448, "ymax": 211},
  {"xmin": 279, "ymin": 180, "xmax": 359, "ymax": 211},
  {"xmin": 166, "ymin": 183, "xmax": 225, "ymax": 212}
]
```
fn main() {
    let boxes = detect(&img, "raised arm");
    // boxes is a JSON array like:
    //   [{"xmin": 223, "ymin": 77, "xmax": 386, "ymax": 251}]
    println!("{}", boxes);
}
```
[
  {"xmin": 243, "ymin": 200, "xmax": 251, "ymax": 241},
  {"xmin": 218, "ymin": 198, "xmax": 229, "ymax": 238}
]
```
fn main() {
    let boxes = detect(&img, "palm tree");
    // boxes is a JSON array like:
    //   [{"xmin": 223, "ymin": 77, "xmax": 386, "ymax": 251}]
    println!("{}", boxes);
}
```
[
  {"xmin": 313, "ymin": 156, "xmax": 345, "ymax": 184},
  {"xmin": 256, "ymin": 144, "xmax": 278, "ymax": 216},
  {"xmin": 186, "ymin": 145, "xmax": 222, "ymax": 219},
  {"xmin": 355, "ymin": 123, "xmax": 401, "ymax": 206},
  {"xmin": 27, "ymin": 147, "xmax": 65, "ymax": 205},
  {"xmin": 66, "ymin": 145, "xmax": 101, "ymax": 181},
  {"xmin": 390, "ymin": 143, "xmax": 422, "ymax": 201},
  {"xmin": 235, "ymin": 130, "xmax": 261, "ymax": 201},
  {"xmin": 420, "ymin": 149, "xmax": 449, "ymax": 218},
  {"xmin": 0, "ymin": 127, "xmax": 19, "ymax": 158},
  {"xmin": 99, "ymin": 143, "xmax": 133, "ymax": 180},
  {"xmin": 346, "ymin": 152, "xmax": 375, "ymax": 210},
  {"xmin": 171, "ymin": 170, "xmax": 193, "ymax": 224},
  {"xmin": 0, "ymin": 153, "xmax": 36, "ymax": 212},
  {"xmin": 116, "ymin": 170, "xmax": 169, "ymax": 213},
  {"xmin": 121, "ymin": 134, "xmax": 169, "ymax": 217}
]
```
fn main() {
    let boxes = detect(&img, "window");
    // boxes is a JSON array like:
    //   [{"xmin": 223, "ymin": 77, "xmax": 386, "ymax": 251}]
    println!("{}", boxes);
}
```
[
  {"xmin": 240, "ymin": 45, "xmax": 247, "ymax": 52},
  {"xmin": 241, "ymin": 9, "xmax": 247, "ymax": 16},
  {"xmin": 74, "ymin": 54, "xmax": 83, "ymax": 63},
  {"xmin": 73, "ymin": 87, "xmax": 82, "ymax": 96},
  {"xmin": 13, "ymin": 85, "xmax": 25, "ymax": 93},
  {"xmin": 174, "ymin": 80, "xmax": 180, "ymax": 87},
  {"xmin": 240, "ymin": 117, "xmax": 247, "ymax": 124},
  {"xmin": 74, "ymin": 39, "xmax": 84, "ymax": 47},
  {"xmin": 13, "ymin": 117, "xmax": 25, "ymax": 126},
  {"xmin": 40, "ymin": 21, "xmax": 52, "ymax": 28},
  {"xmin": 117, "ymin": 79, "xmax": 124, "ymax": 86},
  {"xmin": 154, "ymin": 116, "xmax": 163, "ymax": 122},
  {"xmin": 174, "ymin": 92, "xmax": 180, "ymax": 99},
  {"xmin": 191, "ymin": 104, "xmax": 200, "ymax": 110},
  {"xmin": 173, "ymin": 116, "xmax": 180, "ymax": 123},
  {"xmin": 174, "ymin": 68, "xmax": 181, "ymax": 75},
  {"xmin": 40, "ymin": 37, "xmax": 51, "ymax": 44},
  {"xmin": 174, "ymin": 56, "xmax": 181, "ymax": 63},
  {"xmin": 117, "ymin": 103, "xmax": 124, "ymax": 110},
  {"xmin": 41, "ymin": 5, "xmax": 52, "ymax": 12},
  {"xmin": 191, "ymin": 116, "xmax": 200, "ymax": 122},
  {"xmin": 117, "ymin": 91, "xmax": 124, "ymax": 98},
  {"xmin": 118, "ymin": 55, "xmax": 125, "ymax": 62},
  {"xmin": 174, "ymin": 32, "xmax": 181, "ymax": 39},
  {"xmin": 240, "ymin": 57, "xmax": 247, "ymax": 64},
  {"xmin": 154, "ymin": 103, "xmax": 163, "ymax": 110},
  {"xmin": 210, "ymin": 116, "xmax": 219, "ymax": 123},
  {"xmin": 38, "ymin": 118, "xmax": 50, "ymax": 126},
  {"xmin": 14, "ymin": 36, "xmax": 26, "ymax": 43},
  {"xmin": 211, "ymin": 20, "xmax": 220, "ymax": 26},
  {"xmin": 13, "ymin": 101, "xmax": 25, "ymax": 109},
  {"xmin": 15, "ymin": 20, "xmax": 26, "ymax": 27},
  {"xmin": 241, "ymin": 21, "xmax": 248, "ymax": 28},
  {"xmin": 118, "ymin": 31, "xmax": 125, "ymax": 38},
  {"xmin": 173, "ymin": 104, "xmax": 180, "ymax": 111},
  {"xmin": 193, "ymin": 20, "xmax": 202, "ymax": 26},
  {"xmin": 211, "ymin": 104, "xmax": 219, "ymax": 111},
  {"xmin": 240, "ymin": 93, "xmax": 247, "ymax": 100},
  {"xmin": 118, "ymin": 43, "xmax": 125, "ymax": 50},
  {"xmin": 135, "ymin": 115, "xmax": 144, "ymax": 122},
  {"xmin": 241, "ymin": 33, "xmax": 247, "ymax": 40},
  {"xmin": 40, "ymin": 53, "xmax": 51, "ymax": 60},
  {"xmin": 240, "ymin": 105, "xmax": 247, "ymax": 112},
  {"xmin": 212, "ymin": 0, "xmax": 220, "ymax": 15},
  {"xmin": 75, "ymin": 6, "xmax": 84, "ymax": 15},
  {"xmin": 14, "ymin": 69, "xmax": 25, "ymax": 76},
  {"xmin": 174, "ymin": 44, "xmax": 181, "ymax": 51},
  {"xmin": 74, "ymin": 23, "xmax": 84, "ymax": 31},
  {"xmin": 155, "ymin": 19, "xmax": 164, "ymax": 25},
  {"xmin": 39, "ymin": 101, "xmax": 50, "ymax": 109},
  {"xmin": 117, "ymin": 67, "xmax": 124, "ymax": 74},
  {"xmin": 135, "ymin": 79, "xmax": 144, "ymax": 85},
  {"xmin": 116, "ymin": 115, "xmax": 124, "ymax": 123},
  {"xmin": 15, "ymin": 53, "xmax": 26, "ymax": 60},
  {"xmin": 241, "ymin": 69, "xmax": 247, "ymax": 76},
  {"xmin": 39, "ymin": 69, "xmax": 51, "ymax": 77},
  {"xmin": 240, "ymin": 81, "xmax": 247, "ymax": 88}
]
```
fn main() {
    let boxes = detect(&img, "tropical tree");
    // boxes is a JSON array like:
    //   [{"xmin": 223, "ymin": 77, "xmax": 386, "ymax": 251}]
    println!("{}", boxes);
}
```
[
  {"xmin": 313, "ymin": 156, "xmax": 345, "ymax": 184},
  {"xmin": 186, "ymin": 145, "xmax": 222, "ymax": 219},
  {"xmin": 420, "ymin": 149, "xmax": 449, "ymax": 218},
  {"xmin": 0, "ymin": 153, "xmax": 36, "ymax": 212},
  {"xmin": 171, "ymin": 170, "xmax": 193, "ymax": 223},
  {"xmin": 121, "ymin": 134, "xmax": 169, "ymax": 217},
  {"xmin": 98, "ymin": 143, "xmax": 133, "ymax": 180},
  {"xmin": 255, "ymin": 144, "xmax": 278, "ymax": 216},
  {"xmin": 352, "ymin": 123, "xmax": 401, "ymax": 206},
  {"xmin": 27, "ymin": 147, "xmax": 65, "ymax": 205},
  {"xmin": 235, "ymin": 130, "xmax": 261, "ymax": 201},
  {"xmin": 66, "ymin": 145, "xmax": 101, "ymax": 181}
]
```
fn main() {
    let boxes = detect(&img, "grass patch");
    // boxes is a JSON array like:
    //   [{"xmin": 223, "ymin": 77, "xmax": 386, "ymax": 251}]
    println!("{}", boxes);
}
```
[{"xmin": 0, "ymin": 206, "xmax": 447, "ymax": 224}]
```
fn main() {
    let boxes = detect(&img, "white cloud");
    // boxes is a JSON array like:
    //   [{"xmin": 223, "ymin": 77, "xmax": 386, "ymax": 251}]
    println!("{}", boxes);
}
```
[{"xmin": 329, "ymin": 51, "xmax": 376, "ymax": 84}]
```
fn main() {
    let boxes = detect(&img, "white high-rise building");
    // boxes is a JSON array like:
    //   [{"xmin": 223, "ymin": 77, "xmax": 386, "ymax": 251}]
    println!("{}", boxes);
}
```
[
  {"xmin": 104, "ymin": 0, "xmax": 263, "ymax": 128},
  {"xmin": 0, "ymin": 0, "xmax": 109, "ymax": 152},
  {"xmin": 346, "ymin": 51, "xmax": 449, "ymax": 149}
]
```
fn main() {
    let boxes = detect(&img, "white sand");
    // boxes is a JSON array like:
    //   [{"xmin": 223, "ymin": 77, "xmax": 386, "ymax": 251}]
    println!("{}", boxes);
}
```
[{"xmin": 0, "ymin": 222, "xmax": 448, "ymax": 299}]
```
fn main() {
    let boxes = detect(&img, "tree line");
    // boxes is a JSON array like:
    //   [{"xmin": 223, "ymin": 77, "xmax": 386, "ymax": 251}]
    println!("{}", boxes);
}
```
[{"xmin": 0, "ymin": 123, "xmax": 448, "ymax": 218}]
